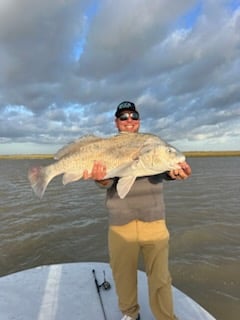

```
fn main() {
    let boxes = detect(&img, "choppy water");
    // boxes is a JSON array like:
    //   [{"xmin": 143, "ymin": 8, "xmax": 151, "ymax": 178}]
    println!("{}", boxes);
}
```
[{"xmin": 0, "ymin": 157, "xmax": 239, "ymax": 320}]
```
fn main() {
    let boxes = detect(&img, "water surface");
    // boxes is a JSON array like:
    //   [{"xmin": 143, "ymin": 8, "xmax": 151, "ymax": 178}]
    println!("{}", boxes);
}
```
[{"xmin": 0, "ymin": 157, "xmax": 239, "ymax": 320}]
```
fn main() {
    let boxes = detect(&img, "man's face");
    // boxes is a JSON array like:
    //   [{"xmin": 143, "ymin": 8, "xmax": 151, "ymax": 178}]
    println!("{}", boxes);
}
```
[{"xmin": 115, "ymin": 111, "xmax": 140, "ymax": 133}]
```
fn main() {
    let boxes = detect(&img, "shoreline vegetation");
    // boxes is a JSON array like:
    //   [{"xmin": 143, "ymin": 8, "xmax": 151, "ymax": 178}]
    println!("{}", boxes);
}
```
[{"xmin": 0, "ymin": 151, "xmax": 240, "ymax": 159}]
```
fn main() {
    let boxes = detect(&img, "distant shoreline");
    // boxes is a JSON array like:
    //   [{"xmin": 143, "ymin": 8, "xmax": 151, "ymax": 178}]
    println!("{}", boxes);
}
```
[{"xmin": 0, "ymin": 150, "xmax": 240, "ymax": 159}]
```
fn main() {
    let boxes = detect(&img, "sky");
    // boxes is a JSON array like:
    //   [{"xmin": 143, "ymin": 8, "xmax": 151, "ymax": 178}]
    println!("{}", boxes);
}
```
[{"xmin": 0, "ymin": 0, "xmax": 240, "ymax": 155}]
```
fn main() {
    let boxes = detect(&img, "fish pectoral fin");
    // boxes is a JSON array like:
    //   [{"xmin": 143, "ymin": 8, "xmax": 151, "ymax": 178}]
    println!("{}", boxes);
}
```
[
  {"xmin": 116, "ymin": 176, "xmax": 136, "ymax": 199},
  {"xmin": 62, "ymin": 172, "xmax": 83, "ymax": 185},
  {"xmin": 105, "ymin": 161, "xmax": 136, "ymax": 178}
]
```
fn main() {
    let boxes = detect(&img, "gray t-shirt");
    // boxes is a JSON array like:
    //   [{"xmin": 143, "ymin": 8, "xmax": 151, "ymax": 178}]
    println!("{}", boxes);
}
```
[{"xmin": 105, "ymin": 174, "xmax": 170, "ymax": 225}]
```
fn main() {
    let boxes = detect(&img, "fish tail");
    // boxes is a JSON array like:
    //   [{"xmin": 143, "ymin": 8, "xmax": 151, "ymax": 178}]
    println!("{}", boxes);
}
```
[{"xmin": 28, "ymin": 166, "xmax": 53, "ymax": 199}]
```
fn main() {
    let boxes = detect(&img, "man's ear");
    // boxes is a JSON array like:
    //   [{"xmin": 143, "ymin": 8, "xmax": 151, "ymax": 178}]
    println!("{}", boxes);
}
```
[{"xmin": 115, "ymin": 118, "xmax": 119, "ymax": 129}]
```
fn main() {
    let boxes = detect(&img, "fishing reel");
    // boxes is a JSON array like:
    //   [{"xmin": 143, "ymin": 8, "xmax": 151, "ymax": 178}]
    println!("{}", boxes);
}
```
[
  {"xmin": 92, "ymin": 269, "xmax": 111, "ymax": 291},
  {"xmin": 99, "ymin": 270, "xmax": 111, "ymax": 290}
]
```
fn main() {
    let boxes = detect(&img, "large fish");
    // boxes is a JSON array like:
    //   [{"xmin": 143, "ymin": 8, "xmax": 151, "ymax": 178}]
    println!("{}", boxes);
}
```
[{"xmin": 28, "ymin": 132, "xmax": 185, "ymax": 199}]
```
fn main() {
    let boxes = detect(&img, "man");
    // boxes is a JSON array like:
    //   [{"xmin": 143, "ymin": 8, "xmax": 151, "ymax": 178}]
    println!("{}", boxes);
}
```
[{"xmin": 83, "ymin": 101, "xmax": 192, "ymax": 320}]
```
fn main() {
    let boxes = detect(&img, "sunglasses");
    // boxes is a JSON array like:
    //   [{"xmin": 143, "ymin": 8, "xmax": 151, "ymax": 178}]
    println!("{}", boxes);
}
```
[{"xmin": 118, "ymin": 112, "xmax": 140, "ymax": 121}]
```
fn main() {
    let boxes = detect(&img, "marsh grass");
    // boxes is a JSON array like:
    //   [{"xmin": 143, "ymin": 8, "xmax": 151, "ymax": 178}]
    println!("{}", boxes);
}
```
[
  {"xmin": 184, "ymin": 151, "xmax": 240, "ymax": 157},
  {"xmin": 0, "ymin": 154, "xmax": 53, "ymax": 159},
  {"xmin": 0, "ymin": 151, "xmax": 239, "ymax": 159}
]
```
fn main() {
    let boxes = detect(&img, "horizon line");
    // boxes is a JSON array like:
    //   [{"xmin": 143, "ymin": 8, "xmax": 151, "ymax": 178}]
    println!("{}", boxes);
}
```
[{"xmin": 0, "ymin": 150, "xmax": 240, "ymax": 159}]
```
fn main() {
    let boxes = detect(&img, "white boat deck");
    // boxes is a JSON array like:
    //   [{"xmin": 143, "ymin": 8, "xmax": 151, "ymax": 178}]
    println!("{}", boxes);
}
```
[{"xmin": 0, "ymin": 262, "xmax": 216, "ymax": 320}]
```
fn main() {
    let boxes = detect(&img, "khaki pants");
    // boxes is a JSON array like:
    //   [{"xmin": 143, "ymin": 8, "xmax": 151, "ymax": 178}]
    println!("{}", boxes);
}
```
[{"xmin": 108, "ymin": 219, "xmax": 177, "ymax": 320}]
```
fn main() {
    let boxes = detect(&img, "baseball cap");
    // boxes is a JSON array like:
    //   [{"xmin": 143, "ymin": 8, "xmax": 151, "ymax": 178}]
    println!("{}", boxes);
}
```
[{"xmin": 115, "ymin": 101, "xmax": 139, "ymax": 117}]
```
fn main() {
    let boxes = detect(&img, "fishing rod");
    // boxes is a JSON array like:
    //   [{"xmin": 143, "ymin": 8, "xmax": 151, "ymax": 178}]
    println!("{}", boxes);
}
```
[{"xmin": 92, "ymin": 269, "xmax": 111, "ymax": 320}]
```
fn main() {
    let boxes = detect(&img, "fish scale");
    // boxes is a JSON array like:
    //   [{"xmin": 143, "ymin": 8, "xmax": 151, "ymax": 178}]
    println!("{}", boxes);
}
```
[{"xmin": 28, "ymin": 132, "xmax": 185, "ymax": 199}]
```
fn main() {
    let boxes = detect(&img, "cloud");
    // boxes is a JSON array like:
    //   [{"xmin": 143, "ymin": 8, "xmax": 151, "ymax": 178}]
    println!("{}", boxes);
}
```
[{"xmin": 0, "ymin": 0, "xmax": 239, "ymax": 154}]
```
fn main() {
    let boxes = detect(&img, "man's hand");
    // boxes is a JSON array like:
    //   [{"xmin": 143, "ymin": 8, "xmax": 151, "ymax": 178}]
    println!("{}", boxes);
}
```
[
  {"xmin": 168, "ymin": 161, "xmax": 192, "ymax": 180},
  {"xmin": 83, "ymin": 161, "xmax": 107, "ymax": 181}
]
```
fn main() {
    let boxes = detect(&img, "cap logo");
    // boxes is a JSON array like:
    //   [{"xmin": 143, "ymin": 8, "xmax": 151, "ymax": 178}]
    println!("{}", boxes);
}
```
[{"xmin": 118, "ymin": 101, "xmax": 135, "ymax": 110}]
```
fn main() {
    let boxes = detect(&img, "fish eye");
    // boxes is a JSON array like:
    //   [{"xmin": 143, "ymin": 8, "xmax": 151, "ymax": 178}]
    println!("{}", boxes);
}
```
[{"xmin": 167, "ymin": 147, "xmax": 175, "ymax": 153}]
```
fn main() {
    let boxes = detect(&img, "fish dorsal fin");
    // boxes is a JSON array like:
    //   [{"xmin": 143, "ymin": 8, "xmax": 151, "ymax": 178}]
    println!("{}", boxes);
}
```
[
  {"xmin": 54, "ymin": 135, "xmax": 102, "ymax": 160},
  {"xmin": 143, "ymin": 137, "xmax": 164, "ymax": 147},
  {"xmin": 117, "ymin": 176, "xmax": 136, "ymax": 199}
]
